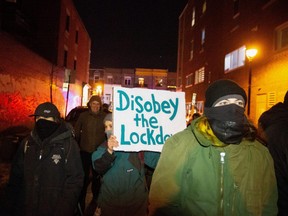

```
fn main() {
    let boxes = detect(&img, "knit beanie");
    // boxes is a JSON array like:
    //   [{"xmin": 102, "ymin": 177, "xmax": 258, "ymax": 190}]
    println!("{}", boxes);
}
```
[
  {"xmin": 205, "ymin": 79, "xmax": 247, "ymax": 107},
  {"xmin": 88, "ymin": 95, "xmax": 102, "ymax": 106},
  {"xmin": 103, "ymin": 113, "xmax": 112, "ymax": 123}
]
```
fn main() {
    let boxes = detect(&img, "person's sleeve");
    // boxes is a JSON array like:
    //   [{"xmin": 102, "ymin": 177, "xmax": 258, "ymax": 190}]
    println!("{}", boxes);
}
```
[
  {"xmin": 55, "ymin": 139, "xmax": 84, "ymax": 216},
  {"xmin": 74, "ymin": 114, "xmax": 83, "ymax": 143},
  {"xmin": 148, "ymin": 135, "xmax": 187, "ymax": 216},
  {"xmin": 144, "ymin": 151, "xmax": 160, "ymax": 169},
  {"xmin": 261, "ymin": 148, "xmax": 278, "ymax": 216},
  {"xmin": 265, "ymin": 125, "xmax": 288, "ymax": 215},
  {"xmin": 2, "ymin": 140, "xmax": 26, "ymax": 215},
  {"xmin": 92, "ymin": 145, "xmax": 116, "ymax": 175}
]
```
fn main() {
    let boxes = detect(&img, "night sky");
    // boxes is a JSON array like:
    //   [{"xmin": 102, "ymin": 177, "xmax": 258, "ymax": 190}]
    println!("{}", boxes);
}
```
[{"xmin": 73, "ymin": 0, "xmax": 187, "ymax": 71}]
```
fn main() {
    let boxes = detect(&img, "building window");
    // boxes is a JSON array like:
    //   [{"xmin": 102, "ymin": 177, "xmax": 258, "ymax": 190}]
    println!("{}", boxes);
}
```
[
  {"xmin": 201, "ymin": 28, "xmax": 206, "ymax": 45},
  {"xmin": 138, "ymin": 78, "xmax": 144, "ymax": 87},
  {"xmin": 63, "ymin": 50, "xmax": 68, "ymax": 67},
  {"xmin": 75, "ymin": 30, "xmax": 79, "ymax": 44},
  {"xmin": 233, "ymin": 0, "xmax": 240, "ymax": 16},
  {"xmin": 275, "ymin": 22, "xmax": 288, "ymax": 50},
  {"xmin": 185, "ymin": 73, "xmax": 193, "ymax": 87},
  {"xmin": 195, "ymin": 67, "xmax": 205, "ymax": 84},
  {"xmin": 107, "ymin": 75, "xmax": 113, "ymax": 84},
  {"xmin": 73, "ymin": 59, "xmax": 77, "ymax": 70},
  {"xmin": 124, "ymin": 76, "xmax": 131, "ymax": 86},
  {"xmin": 94, "ymin": 75, "xmax": 100, "ymax": 83},
  {"xmin": 190, "ymin": 40, "xmax": 194, "ymax": 60},
  {"xmin": 202, "ymin": 1, "xmax": 207, "ymax": 14},
  {"xmin": 138, "ymin": 78, "xmax": 144, "ymax": 86},
  {"xmin": 155, "ymin": 79, "xmax": 163, "ymax": 87},
  {"xmin": 224, "ymin": 46, "xmax": 246, "ymax": 72},
  {"xmin": 65, "ymin": 15, "xmax": 70, "ymax": 32},
  {"xmin": 191, "ymin": 7, "xmax": 196, "ymax": 27}
]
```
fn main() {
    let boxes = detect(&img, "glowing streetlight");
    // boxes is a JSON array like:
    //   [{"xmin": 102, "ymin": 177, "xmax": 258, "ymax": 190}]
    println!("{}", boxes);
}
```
[
  {"xmin": 245, "ymin": 48, "xmax": 258, "ymax": 116},
  {"xmin": 246, "ymin": 48, "xmax": 258, "ymax": 62},
  {"xmin": 96, "ymin": 85, "xmax": 102, "ymax": 96}
]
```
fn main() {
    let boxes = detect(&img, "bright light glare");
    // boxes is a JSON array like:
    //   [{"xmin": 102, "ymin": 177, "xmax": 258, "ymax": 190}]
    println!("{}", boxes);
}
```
[{"xmin": 245, "ymin": 48, "xmax": 258, "ymax": 61}]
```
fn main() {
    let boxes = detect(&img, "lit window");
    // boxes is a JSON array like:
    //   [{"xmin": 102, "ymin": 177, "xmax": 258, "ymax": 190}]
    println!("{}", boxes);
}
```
[
  {"xmin": 275, "ymin": 22, "xmax": 288, "ymax": 50},
  {"xmin": 185, "ymin": 73, "xmax": 193, "ymax": 87},
  {"xmin": 224, "ymin": 46, "xmax": 246, "ymax": 72},
  {"xmin": 201, "ymin": 28, "xmax": 206, "ymax": 45},
  {"xmin": 138, "ymin": 78, "xmax": 144, "ymax": 87},
  {"xmin": 156, "ymin": 79, "xmax": 163, "ymax": 87},
  {"xmin": 191, "ymin": 7, "xmax": 196, "ymax": 27},
  {"xmin": 195, "ymin": 67, "xmax": 205, "ymax": 84},
  {"xmin": 202, "ymin": 1, "xmax": 207, "ymax": 14}
]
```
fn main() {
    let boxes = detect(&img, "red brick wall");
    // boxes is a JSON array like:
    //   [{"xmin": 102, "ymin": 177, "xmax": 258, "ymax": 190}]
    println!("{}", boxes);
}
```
[{"xmin": 0, "ymin": 33, "xmax": 66, "ymax": 131}]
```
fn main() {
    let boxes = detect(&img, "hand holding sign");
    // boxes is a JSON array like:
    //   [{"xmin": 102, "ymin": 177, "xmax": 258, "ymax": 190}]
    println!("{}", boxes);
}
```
[
  {"xmin": 107, "ymin": 135, "xmax": 119, "ymax": 154},
  {"xmin": 113, "ymin": 87, "xmax": 186, "ymax": 152}
]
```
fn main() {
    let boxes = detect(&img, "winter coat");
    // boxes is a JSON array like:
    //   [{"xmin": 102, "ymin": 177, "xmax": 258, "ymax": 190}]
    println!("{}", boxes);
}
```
[
  {"xmin": 74, "ymin": 110, "xmax": 106, "ymax": 153},
  {"xmin": 92, "ymin": 142, "xmax": 160, "ymax": 216},
  {"xmin": 258, "ymin": 102, "xmax": 288, "ymax": 216},
  {"xmin": 149, "ymin": 116, "xmax": 278, "ymax": 216},
  {"xmin": 5, "ymin": 122, "xmax": 84, "ymax": 216}
]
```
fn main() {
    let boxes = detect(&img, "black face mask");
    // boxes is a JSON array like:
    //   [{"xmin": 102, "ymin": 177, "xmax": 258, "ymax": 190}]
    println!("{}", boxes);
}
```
[
  {"xmin": 204, "ymin": 104, "xmax": 248, "ymax": 144},
  {"xmin": 35, "ymin": 119, "xmax": 59, "ymax": 140}
]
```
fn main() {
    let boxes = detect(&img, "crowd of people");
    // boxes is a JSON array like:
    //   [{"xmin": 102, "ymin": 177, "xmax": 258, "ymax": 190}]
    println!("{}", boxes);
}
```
[{"xmin": 0, "ymin": 79, "xmax": 287, "ymax": 216}]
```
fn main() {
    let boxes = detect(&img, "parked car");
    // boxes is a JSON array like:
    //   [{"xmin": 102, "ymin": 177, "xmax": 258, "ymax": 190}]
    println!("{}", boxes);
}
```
[{"xmin": 65, "ymin": 106, "xmax": 88, "ymax": 128}]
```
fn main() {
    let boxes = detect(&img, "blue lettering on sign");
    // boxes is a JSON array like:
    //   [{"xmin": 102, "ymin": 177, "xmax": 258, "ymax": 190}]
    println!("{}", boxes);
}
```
[
  {"xmin": 115, "ymin": 90, "xmax": 179, "ymax": 121},
  {"xmin": 120, "ymin": 124, "xmax": 172, "ymax": 145}
]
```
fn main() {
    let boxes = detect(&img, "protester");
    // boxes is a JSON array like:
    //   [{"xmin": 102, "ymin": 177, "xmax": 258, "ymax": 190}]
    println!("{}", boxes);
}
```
[
  {"xmin": 149, "ymin": 79, "xmax": 278, "ymax": 216},
  {"xmin": 92, "ymin": 113, "xmax": 159, "ymax": 216},
  {"xmin": 258, "ymin": 91, "xmax": 288, "ymax": 216},
  {"xmin": 187, "ymin": 112, "xmax": 201, "ymax": 127},
  {"xmin": 102, "ymin": 103, "xmax": 111, "ymax": 113},
  {"xmin": 74, "ymin": 95, "xmax": 107, "ymax": 214},
  {"xmin": 192, "ymin": 112, "xmax": 201, "ymax": 120},
  {"xmin": 3, "ymin": 102, "xmax": 84, "ymax": 216}
]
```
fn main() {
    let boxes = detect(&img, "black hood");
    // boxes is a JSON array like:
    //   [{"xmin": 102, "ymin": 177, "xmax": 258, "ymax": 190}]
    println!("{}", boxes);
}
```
[{"xmin": 258, "ymin": 102, "xmax": 288, "ymax": 130}]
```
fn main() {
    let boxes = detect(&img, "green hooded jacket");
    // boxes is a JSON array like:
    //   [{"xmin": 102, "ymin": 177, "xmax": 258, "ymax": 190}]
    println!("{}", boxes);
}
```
[{"xmin": 149, "ymin": 116, "xmax": 278, "ymax": 216}]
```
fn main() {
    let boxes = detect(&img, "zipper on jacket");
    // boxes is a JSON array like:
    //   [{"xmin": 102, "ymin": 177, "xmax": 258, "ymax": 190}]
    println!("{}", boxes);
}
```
[
  {"xmin": 231, "ymin": 183, "xmax": 238, "ymax": 215},
  {"xmin": 220, "ymin": 152, "xmax": 225, "ymax": 216}
]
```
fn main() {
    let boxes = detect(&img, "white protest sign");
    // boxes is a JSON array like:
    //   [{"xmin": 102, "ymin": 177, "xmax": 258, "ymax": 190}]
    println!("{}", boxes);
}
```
[{"xmin": 112, "ymin": 87, "xmax": 186, "ymax": 152}]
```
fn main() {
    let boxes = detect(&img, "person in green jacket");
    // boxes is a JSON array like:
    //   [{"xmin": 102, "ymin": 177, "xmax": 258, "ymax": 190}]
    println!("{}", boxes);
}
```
[
  {"xmin": 148, "ymin": 79, "xmax": 278, "ymax": 216},
  {"xmin": 92, "ymin": 113, "xmax": 160, "ymax": 216}
]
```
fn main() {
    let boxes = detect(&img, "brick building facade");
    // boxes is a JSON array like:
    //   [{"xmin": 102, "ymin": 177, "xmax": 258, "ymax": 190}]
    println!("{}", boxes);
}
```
[
  {"xmin": 0, "ymin": 0, "xmax": 91, "ymax": 131},
  {"xmin": 178, "ymin": 0, "xmax": 288, "ymax": 124}
]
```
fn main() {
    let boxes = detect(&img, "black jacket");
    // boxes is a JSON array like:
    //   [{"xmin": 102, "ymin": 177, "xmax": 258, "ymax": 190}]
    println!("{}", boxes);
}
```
[
  {"xmin": 259, "ymin": 102, "xmax": 288, "ymax": 216},
  {"xmin": 5, "ymin": 122, "xmax": 84, "ymax": 216}
]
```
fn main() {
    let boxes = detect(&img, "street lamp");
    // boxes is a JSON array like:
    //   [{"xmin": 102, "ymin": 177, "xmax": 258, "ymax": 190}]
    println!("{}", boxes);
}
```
[
  {"xmin": 96, "ymin": 85, "xmax": 103, "ymax": 96},
  {"xmin": 245, "ymin": 48, "xmax": 258, "ymax": 116}
]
